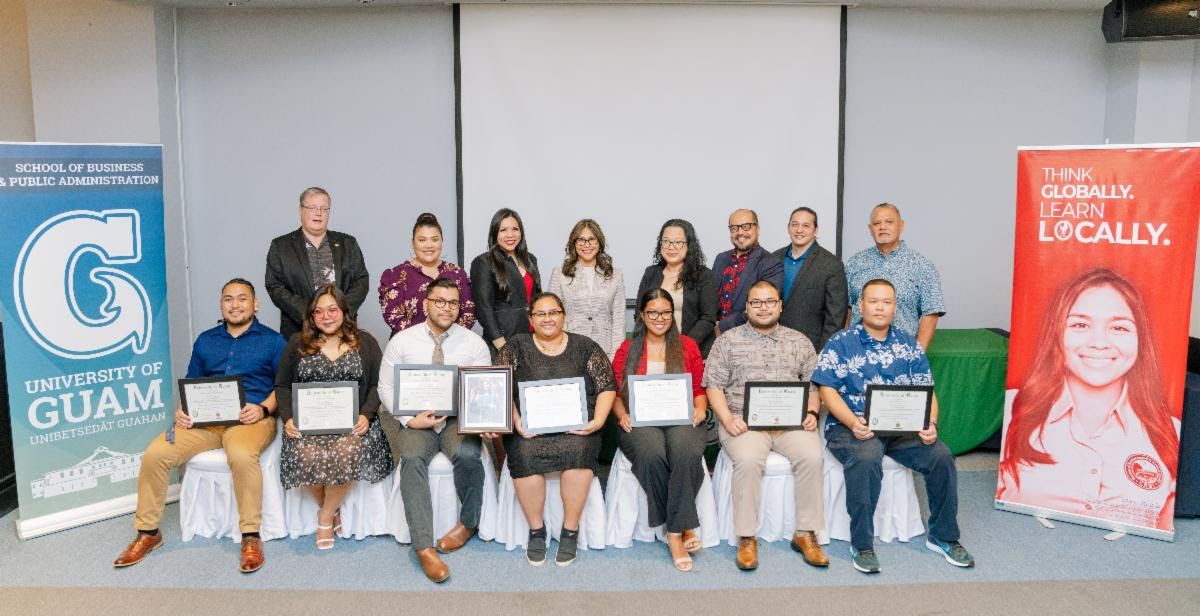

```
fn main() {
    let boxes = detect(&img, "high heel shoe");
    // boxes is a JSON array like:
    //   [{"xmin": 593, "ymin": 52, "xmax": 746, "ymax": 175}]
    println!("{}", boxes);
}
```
[{"xmin": 316, "ymin": 523, "xmax": 335, "ymax": 550}]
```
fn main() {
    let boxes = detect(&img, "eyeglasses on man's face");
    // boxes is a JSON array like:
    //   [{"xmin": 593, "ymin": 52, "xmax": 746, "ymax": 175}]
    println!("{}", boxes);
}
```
[
  {"xmin": 426, "ymin": 298, "xmax": 461, "ymax": 310},
  {"xmin": 747, "ymin": 298, "xmax": 780, "ymax": 309},
  {"xmin": 301, "ymin": 205, "xmax": 331, "ymax": 213},
  {"xmin": 728, "ymin": 222, "xmax": 757, "ymax": 233}
]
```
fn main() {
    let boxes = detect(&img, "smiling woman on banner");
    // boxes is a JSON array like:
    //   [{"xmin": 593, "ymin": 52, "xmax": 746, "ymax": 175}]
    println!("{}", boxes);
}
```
[{"xmin": 998, "ymin": 268, "xmax": 1180, "ymax": 530}]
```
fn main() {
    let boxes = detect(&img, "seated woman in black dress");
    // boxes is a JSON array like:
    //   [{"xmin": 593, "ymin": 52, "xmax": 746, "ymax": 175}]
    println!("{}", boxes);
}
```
[
  {"xmin": 497, "ymin": 293, "xmax": 616, "ymax": 567},
  {"xmin": 276, "ymin": 285, "xmax": 391, "ymax": 549},
  {"xmin": 611, "ymin": 288, "xmax": 708, "ymax": 572}
]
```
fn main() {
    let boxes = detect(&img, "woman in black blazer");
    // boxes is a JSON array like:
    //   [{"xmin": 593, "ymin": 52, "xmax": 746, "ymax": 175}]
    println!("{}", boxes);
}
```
[
  {"xmin": 470, "ymin": 208, "xmax": 542, "ymax": 354},
  {"xmin": 637, "ymin": 219, "xmax": 718, "ymax": 356}
]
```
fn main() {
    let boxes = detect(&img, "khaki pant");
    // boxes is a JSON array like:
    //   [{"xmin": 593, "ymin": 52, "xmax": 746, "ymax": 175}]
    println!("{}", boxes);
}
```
[
  {"xmin": 719, "ymin": 424, "xmax": 824, "ymax": 538},
  {"xmin": 134, "ymin": 418, "xmax": 277, "ymax": 534}
]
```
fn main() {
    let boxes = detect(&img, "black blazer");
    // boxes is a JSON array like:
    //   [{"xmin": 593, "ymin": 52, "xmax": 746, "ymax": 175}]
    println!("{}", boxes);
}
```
[
  {"xmin": 274, "ymin": 330, "xmax": 383, "ymax": 425},
  {"xmin": 637, "ymin": 264, "xmax": 718, "ymax": 356},
  {"xmin": 711, "ymin": 244, "xmax": 784, "ymax": 333},
  {"xmin": 469, "ymin": 251, "xmax": 542, "ymax": 348},
  {"xmin": 264, "ymin": 228, "xmax": 370, "ymax": 340},
  {"xmin": 773, "ymin": 241, "xmax": 848, "ymax": 352}
]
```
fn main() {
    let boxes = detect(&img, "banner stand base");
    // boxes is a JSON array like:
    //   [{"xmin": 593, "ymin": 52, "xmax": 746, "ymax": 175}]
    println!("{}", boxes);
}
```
[
  {"xmin": 15, "ymin": 483, "xmax": 179, "ymax": 540},
  {"xmin": 996, "ymin": 500, "xmax": 1174, "ymax": 542}
]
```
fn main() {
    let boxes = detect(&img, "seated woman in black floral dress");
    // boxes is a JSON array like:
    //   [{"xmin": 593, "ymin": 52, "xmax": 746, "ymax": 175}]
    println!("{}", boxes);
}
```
[
  {"xmin": 276, "ymin": 285, "xmax": 391, "ymax": 550},
  {"xmin": 498, "ymin": 292, "xmax": 616, "ymax": 567}
]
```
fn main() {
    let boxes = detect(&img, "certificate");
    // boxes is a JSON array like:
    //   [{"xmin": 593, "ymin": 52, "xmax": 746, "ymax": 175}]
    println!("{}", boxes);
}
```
[
  {"xmin": 744, "ymin": 381, "xmax": 811, "ymax": 430},
  {"xmin": 518, "ymin": 377, "xmax": 587, "ymax": 435},
  {"xmin": 628, "ymin": 373, "xmax": 693, "ymax": 427},
  {"xmin": 179, "ymin": 376, "xmax": 245, "ymax": 427},
  {"xmin": 293, "ymin": 381, "xmax": 359, "ymax": 436},
  {"xmin": 458, "ymin": 366, "xmax": 514, "ymax": 435},
  {"xmin": 864, "ymin": 384, "xmax": 933, "ymax": 435},
  {"xmin": 394, "ymin": 364, "xmax": 457, "ymax": 416}
]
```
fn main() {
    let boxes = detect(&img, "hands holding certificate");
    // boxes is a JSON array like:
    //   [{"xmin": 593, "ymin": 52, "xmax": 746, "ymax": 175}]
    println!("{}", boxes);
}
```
[{"xmin": 284, "ymin": 414, "xmax": 368, "ymax": 439}]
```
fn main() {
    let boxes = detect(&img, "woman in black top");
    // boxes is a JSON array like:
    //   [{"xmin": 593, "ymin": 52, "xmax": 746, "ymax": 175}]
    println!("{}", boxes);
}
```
[
  {"xmin": 636, "ymin": 219, "xmax": 718, "ymax": 356},
  {"xmin": 498, "ymin": 293, "xmax": 616, "ymax": 567},
  {"xmin": 470, "ymin": 208, "xmax": 541, "ymax": 355},
  {"xmin": 276, "ymin": 285, "xmax": 391, "ymax": 550}
]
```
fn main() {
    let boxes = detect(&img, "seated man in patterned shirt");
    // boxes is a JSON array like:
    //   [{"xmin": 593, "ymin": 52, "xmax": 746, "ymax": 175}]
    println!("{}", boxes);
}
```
[
  {"xmin": 704, "ymin": 280, "xmax": 828, "ymax": 571},
  {"xmin": 812, "ymin": 278, "xmax": 973, "ymax": 574}
]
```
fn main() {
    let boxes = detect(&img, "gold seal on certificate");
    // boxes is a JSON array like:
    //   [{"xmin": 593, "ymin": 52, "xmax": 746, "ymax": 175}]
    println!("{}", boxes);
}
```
[
  {"xmin": 518, "ymin": 377, "xmax": 587, "ymax": 435},
  {"xmin": 394, "ymin": 364, "xmax": 457, "ymax": 416},
  {"xmin": 629, "ymin": 373, "xmax": 693, "ymax": 427},
  {"xmin": 744, "ymin": 381, "xmax": 810, "ymax": 430},
  {"xmin": 293, "ymin": 381, "xmax": 359, "ymax": 436},
  {"xmin": 863, "ymin": 384, "xmax": 933, "ymax": 435},
  {"xmin": 458, "ymin": 366, "xmax": 514, "ymax": 435},
  {"xmin": 179, "ymin": 376, "xmax": 245, "ymax": 427}
]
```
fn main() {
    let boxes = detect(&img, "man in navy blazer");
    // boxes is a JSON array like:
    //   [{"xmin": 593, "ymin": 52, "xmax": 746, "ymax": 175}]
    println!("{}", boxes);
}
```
[
  {"xmin": 264, "ymin": 186, "xmax": 369, "ymax": 340},
  {"xmin": 772, "ymin": 207, "xmax": 848, "ymax": 352},
  {"xmin": 712, "ymin": 208, "xmax": 783, "ymax": 336}
]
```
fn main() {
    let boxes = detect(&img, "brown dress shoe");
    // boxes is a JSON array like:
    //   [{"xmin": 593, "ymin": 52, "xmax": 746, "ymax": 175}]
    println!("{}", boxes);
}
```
[
  {"xmin": 436, "ymin": 522, "xmax": 477, "ymax": 554},
  {"xmin": 736, "ymin": 536, "xmax": 758, "ymax": 571},
  {"xmin": 416, "ymin": 547, "xmax": 451, "ymax": 583},
  {"xmin": 114, "ymin": 532, "xmax": 163, "ymax": 568},
  {"xmin": 791, "ymin": 531, "xmax": 830, "ymax": 567},
  {"xmin": 240, "ymin": 536, "xmax": 265, "ymax": 573}
]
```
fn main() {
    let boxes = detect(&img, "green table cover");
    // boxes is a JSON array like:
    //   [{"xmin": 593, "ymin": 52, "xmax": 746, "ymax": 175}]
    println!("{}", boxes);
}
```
[{"xmin": 926, "ymin": 328, "xmax": 1008, "ymax": 454}]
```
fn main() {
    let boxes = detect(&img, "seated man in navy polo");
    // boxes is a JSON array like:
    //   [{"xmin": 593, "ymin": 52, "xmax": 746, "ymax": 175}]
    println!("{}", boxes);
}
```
[
  {"xmin": 811, "ymin": 278, "xmax": 973, "ymax": 574},
  {"xmin": 114, "ymin": 278, "xmax": 286, "ymax": 573}
]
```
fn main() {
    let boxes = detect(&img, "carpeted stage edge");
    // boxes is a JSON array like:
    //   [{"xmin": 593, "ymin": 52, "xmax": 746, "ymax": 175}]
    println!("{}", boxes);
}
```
[{"xmin": 4, "ymin": 579, "xmax": 1199, "ymax": 615}]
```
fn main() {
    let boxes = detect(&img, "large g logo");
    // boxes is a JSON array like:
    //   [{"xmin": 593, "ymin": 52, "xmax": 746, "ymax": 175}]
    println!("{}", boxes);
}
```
[{"xmin": 13, "ymin": 209, "xmax": 152, "ymax": 359}]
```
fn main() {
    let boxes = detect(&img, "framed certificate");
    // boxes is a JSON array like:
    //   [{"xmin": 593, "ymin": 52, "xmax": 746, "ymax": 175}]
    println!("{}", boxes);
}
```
[
  {"xmin": 293, "ymin": 381, "xmax": 359, "ymax": 436},
  {"xmin": 458, "ymin": 366, "xmax": 514, "ymax": 435},
  {"xmin": 864, "ymin": 384, "xmax": 933, "ymax": 435},
  {"xmin": 744, "ymin": 381, "xmax": 811, "ymax": 430},
  {"xmin": 628, "ymin": 373, "xmax": 693, "ymax": 427},
  {"xmin": 518, "ymin": 377, "xmax": 588, "ymax": 435},
  {"xmin": 179, "ymin": 376, "xmax": 245, "ymax": 427},
  {"xmin": 394, "ymin": 364, "xmax": 458, "ymax": 416}
]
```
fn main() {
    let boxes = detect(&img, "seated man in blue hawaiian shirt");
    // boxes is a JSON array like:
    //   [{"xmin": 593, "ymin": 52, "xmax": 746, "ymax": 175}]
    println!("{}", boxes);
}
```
[{"xmin": 811, "ymin": 278, "xmax": 973, "ymax": 574}]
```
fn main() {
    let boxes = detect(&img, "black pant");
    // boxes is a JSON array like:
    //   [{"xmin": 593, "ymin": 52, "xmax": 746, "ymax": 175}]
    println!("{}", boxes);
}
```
[
  {"xmin": 825, "ymin": 424, "xmax": 960, "ymax": 551},
  {"xmin": 617, "ymin": 424, "xmax": 707, "ymax": 533}
]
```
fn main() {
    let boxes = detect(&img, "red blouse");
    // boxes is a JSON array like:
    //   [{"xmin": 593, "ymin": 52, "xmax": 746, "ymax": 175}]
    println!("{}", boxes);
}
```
[
  {"xmin": 611, "ymin": 334, "xmax": 706, "ymax": 399},
  {"xmin": 523, "ymin": 271, "xmax": 535, "ymax": 332}
]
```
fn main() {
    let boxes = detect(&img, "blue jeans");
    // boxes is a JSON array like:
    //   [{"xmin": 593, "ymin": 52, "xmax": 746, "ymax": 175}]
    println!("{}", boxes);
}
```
[{"xmin": 825, "ymin": 423, "xmax": 960, "ymax": 551}]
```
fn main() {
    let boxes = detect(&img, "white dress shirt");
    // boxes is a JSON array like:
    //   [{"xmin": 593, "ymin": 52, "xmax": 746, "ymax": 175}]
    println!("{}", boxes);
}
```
[
  {"xmin": 378, "ymin": 321, "xmax": 492, "ymax": 432},
  {"xmin": 998, "ymin": 385, "xmax": 1178, "ymax": 530}
]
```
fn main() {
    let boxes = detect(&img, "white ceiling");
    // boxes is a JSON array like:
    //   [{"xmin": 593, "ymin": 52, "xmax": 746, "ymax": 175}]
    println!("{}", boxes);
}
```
[{"xmin": 157, "ymin": 1, "xmax": 1112, "ymax": 12}]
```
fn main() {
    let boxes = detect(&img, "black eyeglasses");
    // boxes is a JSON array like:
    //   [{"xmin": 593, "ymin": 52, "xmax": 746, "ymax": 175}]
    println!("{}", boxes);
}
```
[
  {"xmin": 728, "ymin": 222, "xmax": 757, "ymax": 233},
  {"xmin": 642, "ymin": 310, "xmax": 673, "ymax": 321},
  {"xmin": 659, "ymin": 239, "xmax": 686, "ymax": 249},
  {"xmin": 426, "ymin": 298, "xmax": 461, "ymax": 309},
  {"xmin": 747, "ymin": 298, "xmax": 780, "ymax": 309},
  {"xmin": 575, "ymin": 237, "xmax": 599, "ymax": 247},
  {"xmin": 531, "ymin": 309, "xmax": 564, "ymax": 319}
]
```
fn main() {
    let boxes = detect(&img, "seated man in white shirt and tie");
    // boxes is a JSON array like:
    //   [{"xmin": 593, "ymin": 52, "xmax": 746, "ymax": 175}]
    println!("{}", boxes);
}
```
[{"xmin": 378, "ymin": 278, "xmax": 494, "ymax": 583}]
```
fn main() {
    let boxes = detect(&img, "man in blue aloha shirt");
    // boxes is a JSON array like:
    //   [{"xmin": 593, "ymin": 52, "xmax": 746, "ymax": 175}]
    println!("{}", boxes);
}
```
[{"xmin": 812, "ymin": 278, "xmax": 973, "ymax": 574}]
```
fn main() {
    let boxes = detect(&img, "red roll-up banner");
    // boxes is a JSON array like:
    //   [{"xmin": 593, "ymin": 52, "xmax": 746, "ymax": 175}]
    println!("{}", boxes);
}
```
[{"xmin": 997, "ymin": 144, "xmax": 1200, "ymax": 541}]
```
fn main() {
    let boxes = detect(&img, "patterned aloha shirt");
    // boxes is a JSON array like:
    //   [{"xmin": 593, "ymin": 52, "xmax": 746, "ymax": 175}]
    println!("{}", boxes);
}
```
[
  {"xmin": 810, "ymin": 324, "xmax": 933, "ymax": 432},
  {"xmin": 844, "ymin": 240, "xmax": 945, "ymax": 337}
]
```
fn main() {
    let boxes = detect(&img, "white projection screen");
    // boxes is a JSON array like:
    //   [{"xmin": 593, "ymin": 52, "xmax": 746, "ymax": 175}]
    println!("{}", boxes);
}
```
[{"xmin": 460, "ymin": 4, "xmax": 842, "ymax": 298}]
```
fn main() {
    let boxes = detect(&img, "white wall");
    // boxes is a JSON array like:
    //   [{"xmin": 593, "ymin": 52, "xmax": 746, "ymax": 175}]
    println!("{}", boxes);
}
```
[
  {"xmin": 174, "ymin": 7, "xmax": 457, "ymax": 343},
  {"xmin": 0, "ymin": 0, "xmax": 34, "ymax": 142},
  {"xmin": 843, "ymin": 8, "xmax": 1109, "ymax": 330}
]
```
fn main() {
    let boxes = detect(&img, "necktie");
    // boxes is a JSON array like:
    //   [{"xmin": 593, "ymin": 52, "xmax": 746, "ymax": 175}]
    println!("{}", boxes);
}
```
[{"xmin": 430, "ymin": 331, "xmax": 448, "ymax": 365}]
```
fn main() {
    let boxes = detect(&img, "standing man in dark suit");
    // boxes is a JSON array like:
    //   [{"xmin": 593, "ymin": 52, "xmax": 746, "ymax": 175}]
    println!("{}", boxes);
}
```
[
  {"xmin": 264, "ymin": 186, "xmax": 369, "ymax": 340},
  {"xmin": 773, "ymin": 207, "xmax": 848, "ymax": 352},
  {"xmin": 712, "ymin": 209, "xmax": 783, "ymax": 337}
]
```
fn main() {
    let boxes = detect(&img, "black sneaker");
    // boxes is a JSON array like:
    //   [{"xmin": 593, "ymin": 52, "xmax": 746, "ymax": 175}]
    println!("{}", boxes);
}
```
[
  {"xmin": 555, "ymin": 528, "xmax": 579, "ymax": 567},
  {"xmin": 527, "ymin": 527, "xmax": 547, "ymax": 566},
  {"xmin": 850, "ymin": 546, "xmax": 881, "ymax": 574}
]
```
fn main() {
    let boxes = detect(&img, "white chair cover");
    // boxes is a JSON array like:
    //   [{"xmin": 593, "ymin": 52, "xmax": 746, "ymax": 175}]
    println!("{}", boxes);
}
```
[
  {"xmin": 384, "ymin": 446, "xmax": 500, "ymax": 543},
  {"xmin": 494, "ymin": 461, "xmax": 606, "ymax": 551},
  {"xmin": 822, "ymin": 447, "xmax": 925, "ymax": 544},
  {"xmin": 178, "ymin": 428, "xmax": 288, "ymax": 542},
  {"xmin": 284, "ymin": 472, "xmax": 392, "ymax": 540},
  {"xmin": 603, "ymin": 450, "xmax": 719, "ymax": 549}
]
